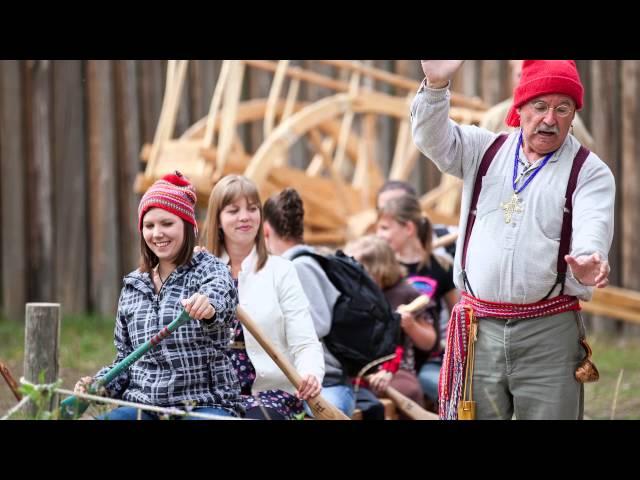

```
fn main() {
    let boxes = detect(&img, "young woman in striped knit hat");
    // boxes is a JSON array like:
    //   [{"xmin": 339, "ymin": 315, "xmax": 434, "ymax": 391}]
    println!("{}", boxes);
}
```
[{"xmin": 74, "ymin": 171, "xmax": 242, "ymax": 420}]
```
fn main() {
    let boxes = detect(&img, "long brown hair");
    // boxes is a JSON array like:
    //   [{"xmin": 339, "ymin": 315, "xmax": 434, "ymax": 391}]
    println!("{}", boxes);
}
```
[
  {"xmin": 202, "ymin": 175, "xmax": 268, "ymax": 272},
  {"xmin": 139, "ymin": 218, "xmax": 196, "ymax": 274}
]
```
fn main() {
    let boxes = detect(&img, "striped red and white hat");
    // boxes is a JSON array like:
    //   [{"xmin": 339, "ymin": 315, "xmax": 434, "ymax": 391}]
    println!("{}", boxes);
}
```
[{"xmin": 138, "ymin": 171, "xmax": 198, "ymax": 234}]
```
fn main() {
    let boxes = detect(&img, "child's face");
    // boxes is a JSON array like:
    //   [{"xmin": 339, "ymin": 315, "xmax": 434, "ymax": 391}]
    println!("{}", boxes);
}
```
[{"xmin": 375, "ymin": 214, "xmax": 411, "ymax": 253}]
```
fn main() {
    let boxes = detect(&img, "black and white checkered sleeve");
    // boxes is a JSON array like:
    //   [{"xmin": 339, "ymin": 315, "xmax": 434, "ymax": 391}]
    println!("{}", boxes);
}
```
[
  {"xmin": 94, "ymin": 289, "xmax": 132, "ymax": 398},
  {"xmin": 196, "ymin": 255, "xmax": 238, "ymax": 331}
]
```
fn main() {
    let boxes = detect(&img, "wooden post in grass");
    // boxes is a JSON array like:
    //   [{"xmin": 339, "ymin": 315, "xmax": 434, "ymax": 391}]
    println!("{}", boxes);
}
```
[{"xmin": 23, "ymin": 303, "xmax": 61, "ymax": 417}]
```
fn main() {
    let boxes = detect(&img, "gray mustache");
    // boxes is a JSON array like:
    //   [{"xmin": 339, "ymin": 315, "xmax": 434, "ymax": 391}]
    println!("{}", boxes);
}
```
[{"xmin": 535, "ymin": 124, "xmax": 560, "ymax": 134}]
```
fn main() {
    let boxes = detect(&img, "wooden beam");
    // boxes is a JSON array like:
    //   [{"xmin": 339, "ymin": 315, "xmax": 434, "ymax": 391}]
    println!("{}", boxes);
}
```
[
  {"xmin": 319, "ymin": 59, "xmax": 489, "ymax": 111},
  {"xmin": 243, "ymin": 60, "xmax": 348, "ymax": 92}
]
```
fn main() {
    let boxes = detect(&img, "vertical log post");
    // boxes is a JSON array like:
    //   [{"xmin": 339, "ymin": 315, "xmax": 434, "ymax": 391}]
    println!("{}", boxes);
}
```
[{"xmin": 23, "ymin": 303, "xmax": 61, "ymax": 417}]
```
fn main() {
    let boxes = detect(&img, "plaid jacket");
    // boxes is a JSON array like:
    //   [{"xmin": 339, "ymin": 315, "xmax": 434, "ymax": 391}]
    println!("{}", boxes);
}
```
[{"xmin": 94, "ymin": 251, "xmax": 242, "ymax": 416}]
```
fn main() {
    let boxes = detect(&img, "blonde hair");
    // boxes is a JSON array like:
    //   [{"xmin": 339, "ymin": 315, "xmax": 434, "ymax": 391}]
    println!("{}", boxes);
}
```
[
  {"xmin": 203, "ymin": 175, "xmax": 268, "ymax": 272},
  {"xmin": 344, "ymin": 235, "xmax": 406, "ymax": 289}
]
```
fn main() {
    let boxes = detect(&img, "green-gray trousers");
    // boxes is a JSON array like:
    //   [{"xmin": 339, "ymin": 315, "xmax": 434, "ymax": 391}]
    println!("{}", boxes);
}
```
[{"xmin": 471, "ymin": 310, "xmax": 585, "ymax": 420}]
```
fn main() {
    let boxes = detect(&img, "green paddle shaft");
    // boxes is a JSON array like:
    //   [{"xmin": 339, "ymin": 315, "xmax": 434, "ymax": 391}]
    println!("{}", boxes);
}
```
[{"xmin": 59, "ymin": 310, "xmax": 191, "ymax": 419}]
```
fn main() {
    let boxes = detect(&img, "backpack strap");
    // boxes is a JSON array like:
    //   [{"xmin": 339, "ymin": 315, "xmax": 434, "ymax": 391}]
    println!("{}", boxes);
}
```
[
  {"xmin": 289, "ymin": 249, "xmax": 316, "ymax": 262},
  {"xmin": 542, "ymin": 145, "xmax": 590, "ymax": 299},
  {"xmin": 460, "ymin": 134, "xmax": 508, "ymax": 296}
]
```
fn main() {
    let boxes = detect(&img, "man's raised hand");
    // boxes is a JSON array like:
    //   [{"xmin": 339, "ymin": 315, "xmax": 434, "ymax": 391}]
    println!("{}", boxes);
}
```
[{"xmin": 420, "ymin": 60, "xmax": 464, "ymax": 88}]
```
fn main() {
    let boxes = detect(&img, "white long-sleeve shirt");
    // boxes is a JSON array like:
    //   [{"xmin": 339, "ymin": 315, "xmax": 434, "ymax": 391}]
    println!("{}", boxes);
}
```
[
  {"xmin": 220, "ymin": 246, "xmax": 325, "ymax": 395},
  {"xmin": 410, "ymin": 83, "xmax": 615, "ymax": 304}
]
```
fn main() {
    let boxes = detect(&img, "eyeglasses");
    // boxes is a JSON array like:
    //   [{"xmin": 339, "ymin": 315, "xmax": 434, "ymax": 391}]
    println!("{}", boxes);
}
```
[{"xmin": 529, "ymin": 100, "xmax": 574, "ymax": 118}]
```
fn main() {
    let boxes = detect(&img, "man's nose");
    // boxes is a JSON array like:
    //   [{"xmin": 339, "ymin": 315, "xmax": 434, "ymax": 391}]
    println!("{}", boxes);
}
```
[{"xmin": 542, "ymin": 109, "xmax": 558, "ymax": 125}]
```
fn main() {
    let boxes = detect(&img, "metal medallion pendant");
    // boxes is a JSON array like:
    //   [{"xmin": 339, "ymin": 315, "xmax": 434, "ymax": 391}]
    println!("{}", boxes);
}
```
[{"xmin": 500, "ymin": 192, "xmax": 523, "ymax": 224}]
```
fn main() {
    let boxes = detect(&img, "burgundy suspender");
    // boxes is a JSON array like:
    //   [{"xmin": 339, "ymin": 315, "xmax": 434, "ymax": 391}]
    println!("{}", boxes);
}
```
[
  {"xmin": 460, "ymin": 134, "xmax": 508, "ymax": 296},
  {"xmin": 543, "ymin": 145, "xmax": 590, "ymax": 299},
  {"xmin": 461, "ymin": 135, "xmax": 590, "ymax": 300}
]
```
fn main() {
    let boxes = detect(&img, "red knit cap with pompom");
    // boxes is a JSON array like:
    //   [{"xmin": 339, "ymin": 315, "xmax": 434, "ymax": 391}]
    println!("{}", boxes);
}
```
[
  {"xmin": 505, "ymin": 60, "xmax": 584, "ymax": 127},
  {"xmin": 138, "ymin": 170, "xmax": 198, "ymax": 234},
  {"xmin": 160, "ymin": 171, "xmax": 191, "ymax": 187}
]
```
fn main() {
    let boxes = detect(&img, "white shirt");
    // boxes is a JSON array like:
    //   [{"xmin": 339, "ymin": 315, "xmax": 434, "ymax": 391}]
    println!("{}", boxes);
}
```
[{"xmin": 220, "ymin": 246, "xmax": 325, "ymax": 394}]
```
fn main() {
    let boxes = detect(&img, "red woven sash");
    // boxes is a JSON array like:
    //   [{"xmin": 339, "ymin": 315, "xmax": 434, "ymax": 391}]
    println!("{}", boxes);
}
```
[{"xmin": 438, "ymin": 292, "xmax": 581, "ymax": 420}]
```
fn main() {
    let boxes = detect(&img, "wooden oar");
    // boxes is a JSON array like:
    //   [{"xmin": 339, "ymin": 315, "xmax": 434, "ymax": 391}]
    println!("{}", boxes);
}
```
[
  {"xmin": 384, "ymin": 386, "xmax": 439, "ymax": 420},
  {"xmin": 0, "ymin": 361, "xmax": 22, "ymax": 402},
  {"xmin": 236, "ymin": 306, "xmax": 350, "ymax": 420},
  {"xmin": 365, "ymin": 295, "xmax": 439, "ymax": 420}
]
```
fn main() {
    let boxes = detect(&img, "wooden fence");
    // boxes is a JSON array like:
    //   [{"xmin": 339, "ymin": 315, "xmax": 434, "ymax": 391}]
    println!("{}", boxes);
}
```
[{"xmin": 0, "ymin": 60, "xmax": 638, "ymax": 336}]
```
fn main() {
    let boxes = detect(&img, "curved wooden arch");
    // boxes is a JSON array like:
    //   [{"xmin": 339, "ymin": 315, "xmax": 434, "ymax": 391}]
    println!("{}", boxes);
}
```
[
  {"xmin": 242, "ymin": 91, "xmax": 477, "ymax": 243},
  {"xmin": 180, "ymin": 98, "xmax": 364, "ymax": 169},
  {"xmin": 244, "ymin": 91, "xmax": 483, "ymax": 186}
]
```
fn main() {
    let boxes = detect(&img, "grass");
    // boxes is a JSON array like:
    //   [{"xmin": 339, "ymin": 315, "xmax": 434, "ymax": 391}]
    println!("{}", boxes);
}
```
[
  {"xmin": 0, "ymin": 313, "xmax": 116, "ymax": 415},
  {"xmin": 583, "ymin": 335, "xmax": 640, "ymax": 420},
  {"xmin": 1, "ymin": 316, "xmax": 639, "ymax": 419}
]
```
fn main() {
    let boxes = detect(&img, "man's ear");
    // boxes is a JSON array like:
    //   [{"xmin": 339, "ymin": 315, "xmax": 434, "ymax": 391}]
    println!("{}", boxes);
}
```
[{"xmin": 263, "ymin": 221, "xmax": 271, "ymax": 239}]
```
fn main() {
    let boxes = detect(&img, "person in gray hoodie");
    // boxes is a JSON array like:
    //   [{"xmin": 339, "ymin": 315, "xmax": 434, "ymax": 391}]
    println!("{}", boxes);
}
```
[{"xmin": 263, "ymin": 188, "xmax": 355, "ymax": 417}]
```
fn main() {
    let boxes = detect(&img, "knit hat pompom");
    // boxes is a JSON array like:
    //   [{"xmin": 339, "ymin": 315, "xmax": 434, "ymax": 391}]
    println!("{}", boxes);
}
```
[{"xmin": 161, "ymin": 171, "xmax": 191, "ymax": 187}]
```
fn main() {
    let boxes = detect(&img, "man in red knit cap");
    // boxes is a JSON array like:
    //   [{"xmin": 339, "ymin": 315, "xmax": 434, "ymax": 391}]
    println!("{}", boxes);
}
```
[
  {"xmin": 480, "ymin": 60, "xmax": 595, "ymax": 152},
  {"xmin": 410, "ymin": 61, "xmax": 615, "ymax": 420}
]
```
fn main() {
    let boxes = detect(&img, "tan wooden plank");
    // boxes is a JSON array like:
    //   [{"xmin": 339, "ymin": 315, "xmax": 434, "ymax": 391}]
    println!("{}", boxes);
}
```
[
  {"xmin": 320, "ymin": 59, "xmax": 488, "ymax": 111},
  {"xmin": 581, "ymin": 302, "xmax": 640, "ymax": 325},
  {"xmin": 591, "ymin": 286, "xmax": 640, "ymax": 313},
  {"xmin": 215, "ymin": 61, "xmax": 245, "ymax": 178},
  {"xmin": 306, "ymin": 128, "xmax": 352, "ymax": 215},
  {"xmin": 264, "ymin": 60, "xmax": 290, "ymax": 138}
]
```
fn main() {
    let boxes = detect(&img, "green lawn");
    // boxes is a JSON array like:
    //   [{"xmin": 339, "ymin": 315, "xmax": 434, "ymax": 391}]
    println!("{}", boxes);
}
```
[
  {"xmin": 583, "ymin": 335, "xmax": 640, "ymax": 420},
  {"xmin": 0, "ymin": 313, "xmax": 116, "ymax": 415},
  {"xmin": 1, "ymin": 316, "xmax": 639, "ymax": 419}
]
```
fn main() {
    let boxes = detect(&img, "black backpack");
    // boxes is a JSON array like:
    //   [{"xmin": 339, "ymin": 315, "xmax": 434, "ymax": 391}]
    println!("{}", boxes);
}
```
[{"xmin": 291, "ymin": 249, "xmax": 401, "ymax": 377}]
